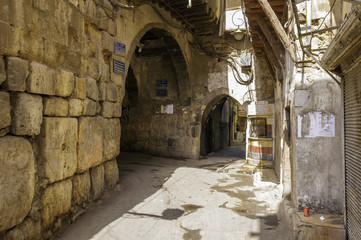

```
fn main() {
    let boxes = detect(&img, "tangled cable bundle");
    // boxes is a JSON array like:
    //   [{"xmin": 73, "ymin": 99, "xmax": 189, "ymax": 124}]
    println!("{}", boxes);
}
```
[{"xmin": 66, "ymin": 0, "xmax": 254, "ymax": 85}]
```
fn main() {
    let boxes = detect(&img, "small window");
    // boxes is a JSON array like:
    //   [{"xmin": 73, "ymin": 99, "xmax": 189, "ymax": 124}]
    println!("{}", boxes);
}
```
[
  {"xmin": 250, "ymin": 118, "xmax": 266, "ymax": 138},
  {"xmin": 156, "ymin": 79, "xmax": 168, "ymax": 97}
]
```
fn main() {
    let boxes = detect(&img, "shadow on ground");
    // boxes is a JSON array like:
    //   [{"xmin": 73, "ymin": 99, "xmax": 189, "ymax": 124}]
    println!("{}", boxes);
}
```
[{"xmin": 56, "ymin": 146, "xmax": 291, "ymax": 240}]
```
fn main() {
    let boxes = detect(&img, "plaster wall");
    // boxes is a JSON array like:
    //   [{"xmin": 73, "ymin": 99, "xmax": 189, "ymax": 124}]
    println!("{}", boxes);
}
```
[
  {"xmin": 272, "ymin": 0, "xmax": 345, "ymax": 214},
  {"xmin": 290, "ymin": 70, "xmax": 344, "ymax": 213}
]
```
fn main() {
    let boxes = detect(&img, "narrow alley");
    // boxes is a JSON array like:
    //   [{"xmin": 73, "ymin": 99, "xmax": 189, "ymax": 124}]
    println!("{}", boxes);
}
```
[
  {"xmin": 57, "ymin": 147, "xmax": 286, "ymax": 240},
  {"xmin": 1, "ymin": 0, "xmax": 360, "ymax": 239}
]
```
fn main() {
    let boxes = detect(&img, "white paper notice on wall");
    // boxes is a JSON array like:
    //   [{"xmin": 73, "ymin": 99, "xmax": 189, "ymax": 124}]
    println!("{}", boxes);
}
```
[
  {"xmin": 297, "ymin": 112, "xmax": 335, "ymax": 138},
  {"xmin": 161, "ymin": 104, "xmax": 173, "ymax": 114},
  {"xmin": 166, "ymin": 104, "xmax": 173, "ymax": 114}
]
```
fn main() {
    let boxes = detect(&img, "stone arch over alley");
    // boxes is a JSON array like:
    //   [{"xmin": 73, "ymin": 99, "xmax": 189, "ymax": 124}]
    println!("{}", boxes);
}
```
[
  {"xmin": 200, "ymin": 94, "xmax": 247, "ymax": 156},
  {"xmin": 120, "ymin": 27, "xmax": 192, "ymax": 157}
]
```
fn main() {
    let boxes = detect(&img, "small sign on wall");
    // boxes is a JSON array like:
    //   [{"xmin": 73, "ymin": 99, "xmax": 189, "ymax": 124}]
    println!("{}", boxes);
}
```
[
  {"xmin": 161, "ymin": 104, "xmax": 173, "ymax": 114},
  {"xmin": 113, "ymin": 59, "xmax": 125, "ymax": 75},
  {"xmin": 114, "ymin": 41, "xmax": 126, "ymax": 56}
]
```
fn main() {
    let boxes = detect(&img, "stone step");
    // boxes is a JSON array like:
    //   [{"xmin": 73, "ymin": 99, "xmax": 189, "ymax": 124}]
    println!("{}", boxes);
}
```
[{"xmin": 246, "ymin": 158, "xmax": 274, "ymax": 168}]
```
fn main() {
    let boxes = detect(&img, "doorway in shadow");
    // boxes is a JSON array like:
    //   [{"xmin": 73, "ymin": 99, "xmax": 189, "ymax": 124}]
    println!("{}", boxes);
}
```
[{"xmin": 201, "ymin": 96, "xmax": 247, "ymax": 158}]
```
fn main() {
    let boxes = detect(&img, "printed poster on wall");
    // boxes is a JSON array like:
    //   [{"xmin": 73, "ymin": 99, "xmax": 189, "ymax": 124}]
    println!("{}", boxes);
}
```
[{"xmin": 297, "ymin": 112, "xmax": 335, "ymax": 138}]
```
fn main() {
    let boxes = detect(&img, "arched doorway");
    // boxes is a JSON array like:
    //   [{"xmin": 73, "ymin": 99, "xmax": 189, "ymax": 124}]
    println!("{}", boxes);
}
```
[
  {"xmin": 200, "ymin": 96, "xmax": 247, "ymax": 156},
  {"xmin": 120, "ymin": 28, "xmax": 191, "ymax": 157}
]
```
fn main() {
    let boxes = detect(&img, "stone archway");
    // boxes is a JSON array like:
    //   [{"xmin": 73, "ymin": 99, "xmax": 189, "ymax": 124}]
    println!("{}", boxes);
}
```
[
  {"xmin": 120, "ymin": 27, "xmax": 192, "ymax": 157},
  {"xmin": 200, "ymin": 95, "xmax": 247, "ymax": 156}
]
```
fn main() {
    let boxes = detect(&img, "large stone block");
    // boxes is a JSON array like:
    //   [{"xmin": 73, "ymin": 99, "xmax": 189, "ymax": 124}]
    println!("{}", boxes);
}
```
[
  {"xmin": 86, "ymin": 77, "xmax": 99, "ymax": 101},
  {"xmin": 4, "ymin": 218, "xmax": 41, "ymax": 240},
  {"xmin": 77, "ymin": 117, "xmax": 103, "ymax": 173},
  {"xmin": 38, "ymin": 118, "xmax": 77, "ymax": 183},
  {"xmin": 27, "ymin": 62, "xmax": 55, "ymax": 95},
  {"xmin": 101, "ymin": 117, "xmax": 120, "ymax": 161},
  {"xmin": 0, "ymin": 22, "xmax": 21, "ymax": 56},
  {"xmin": 69, "ymin": 98, "xmax": 83, "ymax": 116},
  {"xmin": 110, "ymin": 68, "xmax": 124, "ymax": 86},
  {"xmin": 104, "ymin": 159, "xmax": 119, "ymax": 189},
  {"xmin": 108, "ymin": 20, "xmax": 117, "ymax": 36},
  {"xmin": 72, "ymin": 171, "xmax": 91, "ymax": 205},
  {"xmin": 113, "ymin": 102, "xmax": 122, "ymax": 117},
  {"xmin": 98, "ymin": 81, "xmax": 106, "ymax": 101},
  {"xmin": 101, "ymin": 31, "xmax": 113, "ymax": 53},
  {"xmin": 3, "ymin": 57, "xmax": 29, "ymax": 91},
  {"xmin": 0, "ymin": 0, "xmax": 9, "ymax": 23},
  {"xmin": 11, "ymin": 92, "xmax": 43, "ymax": 136},
  {"xmin": 0, "ymin": 136, "xmax": 35, "ymax": 232},
  {"xmin": 100, "ymin": 101, "xmax": 113, "ymax": 118},
  {"xmin": 99, "ymin": 62, "xmax": 109, "ymax": 82},
  {"xmin": 32, "ymin": 0, "xmax": 55, "ymax": 13},
  {"xmin": 9, "ymin": 0, "xmax": 37, "ymax": 32},
  {"xmin": 55, "ymin": 69, "xmax": 74, "ymax": 97},
  {"xmin": 90, "ymin": 165, "xmax": 104, "ymax": 200},
  {"xmin": 0, "ymin": 57, "xmax": 5, "ymax": 85},
  {"xmin": 0, "ymin": 91, "xmax": 11, "ymax": 135},
  {"xmin": 72, "ymin": 76, "xmax": 86, "ymax": 99},
  {"xmin": 106, "ymin": 82, "xmax": 118, "ymax": 102},
  {"xmin": 83, "ymin": 98, "xmax": 97, "ymax": 116},
  {"xmin": 43, "ymin": 97, "xmax": 68, "ymax": 117},
  {"xmin": 41, "ymin": 179, "xmax": 72, "ymax": 229}
]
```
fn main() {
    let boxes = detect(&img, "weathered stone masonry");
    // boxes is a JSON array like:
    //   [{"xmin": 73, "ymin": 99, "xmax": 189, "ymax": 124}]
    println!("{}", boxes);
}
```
[{"xmin": 0, "ymin": 1, "xmax": 124, "ymax": 238}]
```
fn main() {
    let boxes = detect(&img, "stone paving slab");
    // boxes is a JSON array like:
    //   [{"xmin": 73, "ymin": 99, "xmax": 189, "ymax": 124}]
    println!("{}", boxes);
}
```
[{"xmin": 57, "ymin": 148, "xmax": 286, "ymax": 240}]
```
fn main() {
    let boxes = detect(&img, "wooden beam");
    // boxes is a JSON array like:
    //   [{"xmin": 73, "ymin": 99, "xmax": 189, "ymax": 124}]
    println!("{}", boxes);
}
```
[
  {"xmin": 257, "ymin": 31, "xmax": 283, "ymax": 80},
  {"xmin": 255, "ymin": 15, "xmax": 284, "ymax": 67},
  {"xmin": 246, "ymin": 7, "xmax": 284, "ymax": 14},
  {"xmin": 257, "ymin": 0, "xmax": 297, "ymax": 62}
]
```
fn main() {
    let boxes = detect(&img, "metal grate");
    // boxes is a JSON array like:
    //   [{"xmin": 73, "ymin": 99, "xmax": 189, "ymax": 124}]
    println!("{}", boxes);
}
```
[{"xmin": 344, "ymin": 63, "xmax": 361, "ymax": 240}]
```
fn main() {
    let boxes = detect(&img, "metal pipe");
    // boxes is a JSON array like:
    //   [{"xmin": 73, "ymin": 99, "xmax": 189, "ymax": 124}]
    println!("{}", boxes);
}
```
[
  {"xmin": 290, "ymin": 0, "xmax": 341, "ymax": 85},
  {"xmin": 187, "ymin": 0, "xmax": 192, "ymax": 8}
]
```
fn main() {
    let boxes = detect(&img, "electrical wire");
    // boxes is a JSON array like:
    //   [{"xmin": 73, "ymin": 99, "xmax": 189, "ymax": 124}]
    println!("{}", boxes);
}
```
[
  {"xmin": 290, "ymin": 0, "xmax": 341, "ymax": 85},
  {"xmin": 159, "ymin": 0, "xmax": 197, "ymax": 30},
  {"xmin": 66, "ymin": 0, "xmax": 253, "ymax": 85},
  {"xmin": 317, "ymin": 0, "xmax": 337, "ymax": 30}
]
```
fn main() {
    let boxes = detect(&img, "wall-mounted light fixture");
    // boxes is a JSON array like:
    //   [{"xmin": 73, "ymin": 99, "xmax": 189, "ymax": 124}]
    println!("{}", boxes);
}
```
[
  {"xmin": 231, "ymin": 9, "xmax": 247, "ymax": 40},
  {"xmin": 232, "ymin": 28, "xmax": 245, "ymax": 40}
]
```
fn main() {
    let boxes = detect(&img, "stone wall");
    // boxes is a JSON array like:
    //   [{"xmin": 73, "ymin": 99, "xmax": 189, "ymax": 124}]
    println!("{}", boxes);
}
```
[{"xmin": 0, "ymin": 0, "xmax": 129, "ymax": 238}]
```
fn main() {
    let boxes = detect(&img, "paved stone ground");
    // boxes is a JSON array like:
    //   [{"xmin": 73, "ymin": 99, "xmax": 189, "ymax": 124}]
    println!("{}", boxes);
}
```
[{"xmin": 57, "ymin": 146, "xmax": 287, "ymax": 240}]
